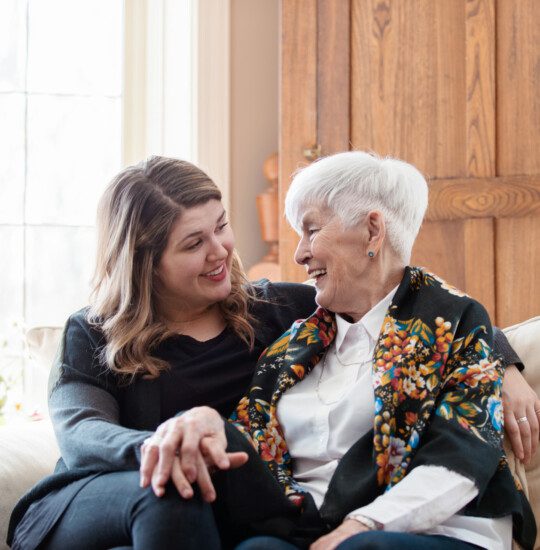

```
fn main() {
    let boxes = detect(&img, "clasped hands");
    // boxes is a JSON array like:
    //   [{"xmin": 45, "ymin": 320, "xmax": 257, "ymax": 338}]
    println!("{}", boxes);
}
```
[{"xmin": 139, "ymin": 406, "xmax": 248, "ymax": 502}]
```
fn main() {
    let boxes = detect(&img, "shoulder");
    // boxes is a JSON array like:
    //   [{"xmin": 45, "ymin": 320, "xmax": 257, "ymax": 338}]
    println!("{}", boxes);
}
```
[
  {"xmin": 406, "ymin": 267, "xmax": 493, "ymax": 340},
  {"xmin": 248, "ymin": 280, "xmax": 317, "ymax": 343},
  {"xmin": 64, "ymin": 307, "xmax": 105, "ymax": 349},
  {"xmin": 252, "ymin": 279, "xmax": 316, "ymax": 303}
]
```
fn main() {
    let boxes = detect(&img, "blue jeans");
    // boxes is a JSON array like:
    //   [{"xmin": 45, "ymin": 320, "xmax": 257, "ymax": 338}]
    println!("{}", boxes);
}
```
[
  {"xmin": 235, "ymin": 532, "xmax": 483, "ymax": 550},
  {"xmin": 40, "ymin": 470, "xmax": 222, "ymax": 550}
]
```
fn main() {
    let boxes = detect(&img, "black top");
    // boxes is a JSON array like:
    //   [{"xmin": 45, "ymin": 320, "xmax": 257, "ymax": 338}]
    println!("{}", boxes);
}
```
[{"xmin": 156, "ymin": 284, "xmax": 320, "ymax": 420}]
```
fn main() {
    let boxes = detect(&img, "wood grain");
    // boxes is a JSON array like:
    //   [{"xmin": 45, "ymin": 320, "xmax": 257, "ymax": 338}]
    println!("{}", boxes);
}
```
[
  {"xmin": 496, "ymin": 217, "xmax": 540, "ymax": 328},
  {"xmin": 426, "ymin": 175, "xmax": 540, "ymax": 221},
  {"xmin": 279, "ymin": 0, "xmax": 317, "ymax": 282},
  {"xmin": 317, "ymin": 0, "xmax": 351, "ymax": 154},
  {"xmin": 465, "ymin": 0, "xmax": 496, "ymax": 177},
  {"xmin": 496, "ymin": 0, "xmax": 540, "ymax": 328},
  {"xmin": 351, "ymin": 0, "xmax": 466, "ymax": 178},
  {"xmin": 497, "ymin": 0, "xmax": 540, "ymax": 176},
  {"xmin": 411, "ymin": 218, "xmax": 495, "ymax": 320}
]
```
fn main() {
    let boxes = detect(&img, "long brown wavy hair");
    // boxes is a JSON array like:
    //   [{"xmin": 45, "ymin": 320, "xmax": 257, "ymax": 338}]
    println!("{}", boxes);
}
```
[{"xmin": 88, "ymin": 156, "xmax": 256, "ymax": 379}]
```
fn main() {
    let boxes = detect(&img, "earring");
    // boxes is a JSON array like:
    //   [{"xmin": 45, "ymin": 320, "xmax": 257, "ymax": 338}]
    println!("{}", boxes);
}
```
[{"xmin": 368, "ymin": 251, "xmax": 375, "ymax": 258}]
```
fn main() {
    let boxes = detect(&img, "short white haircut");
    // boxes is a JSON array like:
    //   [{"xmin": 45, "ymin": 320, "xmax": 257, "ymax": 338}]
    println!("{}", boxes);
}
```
[{"xmin": 284, "ymin": 151, "xmax": 429, "ymax": 264}]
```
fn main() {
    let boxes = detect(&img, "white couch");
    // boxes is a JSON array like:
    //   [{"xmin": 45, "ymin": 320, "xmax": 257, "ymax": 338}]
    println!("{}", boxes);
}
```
[{"xmin": 0, "ymin": 318, "xmax": 539, "ymax": 549}]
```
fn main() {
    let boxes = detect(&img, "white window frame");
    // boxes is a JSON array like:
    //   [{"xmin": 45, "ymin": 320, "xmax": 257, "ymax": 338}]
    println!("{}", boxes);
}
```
[{"xmin": 123, "ymin": 0, "xmax": 231, "ymax": 209}]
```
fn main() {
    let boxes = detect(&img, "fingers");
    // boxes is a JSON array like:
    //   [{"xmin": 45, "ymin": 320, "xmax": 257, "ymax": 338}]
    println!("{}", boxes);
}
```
[
  {"xmin": 517, "ymin": 414, "xmax": 533, "ymax": 464},
  {"xmin": 199, "ymin": 436, "xmax": 231, "ymax": 471},
  {"xmin": 170, "ymin": 458, "xmax": 194, "ymax": 499},
  {"xmin": 152, "ymin": 421, "xmax": 185, "ymax": 496},
  {"xmin": 226, "ymin": 452, "xmax": 249, "ymax": 470},
  {"xmin": 180, "ymin": 420, "xmax": 209, "ymax": 483},
  {"xmin": 196, "ymin": 453, "xmax": 217, "ymax": 503},
  {"xmin": 140, "ymin": 436, "xmax": 161, "ymax": 488},
  {"xmin": 527, "ymin": 404, "xmax": 539, "ymax": 460},
  {"xmin": 504, "ymin": 411, "xmax": 524, "ymax": 462}
]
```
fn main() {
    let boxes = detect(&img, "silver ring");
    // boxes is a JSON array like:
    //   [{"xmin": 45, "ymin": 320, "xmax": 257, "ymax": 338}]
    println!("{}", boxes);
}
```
[{"xmin": 516, "ymin": 416, "xmax": 529, "ymax": 424}]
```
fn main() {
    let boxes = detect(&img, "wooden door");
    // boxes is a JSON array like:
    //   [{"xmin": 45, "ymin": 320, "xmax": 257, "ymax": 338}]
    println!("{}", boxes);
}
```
[{"xmin": 279, "ymin": 0, "xmax": 540, "ymax": 326}]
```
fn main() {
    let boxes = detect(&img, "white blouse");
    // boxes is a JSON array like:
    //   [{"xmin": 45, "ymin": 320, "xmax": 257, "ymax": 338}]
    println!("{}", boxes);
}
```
[{"xmin": 276, "ymin": 288, "xmax": 512, "ymax": 550}]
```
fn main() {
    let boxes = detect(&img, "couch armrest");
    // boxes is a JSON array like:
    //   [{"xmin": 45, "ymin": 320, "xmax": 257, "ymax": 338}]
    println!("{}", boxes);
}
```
[{"xmin": 0, "ymin": 419, "xmax": 59, "ymax": 550}]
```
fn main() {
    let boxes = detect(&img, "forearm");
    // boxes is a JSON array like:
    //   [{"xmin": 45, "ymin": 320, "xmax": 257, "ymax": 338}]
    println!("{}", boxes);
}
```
[
  {"xmin": 347, "ymin": 465, "xmax": 478, "ymax": 532},
  {"xmin": 50, "ymin": 378, "xmax": 152, "ymax": 471}
]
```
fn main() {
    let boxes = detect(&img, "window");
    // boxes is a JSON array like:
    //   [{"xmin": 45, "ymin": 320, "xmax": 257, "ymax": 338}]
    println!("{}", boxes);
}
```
[{"xmin": 0, "ymin": 0, "xmax": 123, "ymax": 411}]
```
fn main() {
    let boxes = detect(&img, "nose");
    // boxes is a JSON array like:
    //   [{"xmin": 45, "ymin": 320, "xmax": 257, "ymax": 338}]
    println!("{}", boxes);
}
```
[
  {"xmin": 207, "ymin": 235, "xmax": 228, "ymax": 262},
  {"xmin": 294, "ymin": 234, "xmax": 311, "ymax": 265}
]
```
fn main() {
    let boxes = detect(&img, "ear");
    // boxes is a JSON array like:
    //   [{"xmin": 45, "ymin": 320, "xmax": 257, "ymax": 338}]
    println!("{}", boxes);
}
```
[{"xmin": 365, "ymin": 210, "xmax": 386, "ymax": 253}]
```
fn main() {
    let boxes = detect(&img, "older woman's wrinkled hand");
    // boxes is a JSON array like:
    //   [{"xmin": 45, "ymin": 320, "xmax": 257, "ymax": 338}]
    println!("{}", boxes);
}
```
[
  {"xmin": 139, "ymin": 406, "xmax": 248, "ymax": 502},
  {"xmin": 503, "ymin": 365, "xmax": 540, "ymax": 464},
  {"xmin": 310, "ymin": 519, "xmax": 370, "ymax": 550}
]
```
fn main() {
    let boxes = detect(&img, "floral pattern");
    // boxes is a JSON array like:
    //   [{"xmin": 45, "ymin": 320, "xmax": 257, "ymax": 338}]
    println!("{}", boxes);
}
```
[{"xmin": 230, "ymin": 267, "xmax": 504, "ymax": 504}]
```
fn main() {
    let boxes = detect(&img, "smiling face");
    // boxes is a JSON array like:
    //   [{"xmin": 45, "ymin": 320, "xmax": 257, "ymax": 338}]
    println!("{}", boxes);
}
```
[
  {"xmin": 294, "ymin": 205, "xmax": 373, "ymax": 318},
  {"xmin": 155, "ymin": 199, "xmax": 234, "ymax": 317}
]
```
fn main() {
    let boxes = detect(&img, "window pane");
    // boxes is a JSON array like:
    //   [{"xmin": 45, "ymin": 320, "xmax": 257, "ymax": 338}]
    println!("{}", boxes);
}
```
[
  {"xmin": 27, "ymin": 0, "xmax": 123, "ymax": 95},
  {"xmin": 26, "ymin": 94, "xmax": 121, "ymax": 226},
  {"xmin": 0, "ymin": 0, "xmax": 27, "ymax": 92},
  {"xmin": 0, "ymin": 94, "xmax": 25, "ymax": 223},
  {"xmin": 25, "ymin": 225, "xmax": 96, "ymax": 327}
]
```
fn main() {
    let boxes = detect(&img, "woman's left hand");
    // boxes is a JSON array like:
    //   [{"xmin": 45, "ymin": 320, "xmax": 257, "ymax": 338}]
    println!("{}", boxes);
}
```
[
  {"xmin": 503, "ymin": 365, "xmax": 540, "ymax": 464},
  {"xmin": 309, "ymin": 519, "xmax": 370, "ymax": 550}
]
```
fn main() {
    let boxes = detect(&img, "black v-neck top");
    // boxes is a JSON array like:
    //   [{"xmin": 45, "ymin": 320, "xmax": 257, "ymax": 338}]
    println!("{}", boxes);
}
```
[{"xmin": 155, "ymin": 282, "xmax": 317, "ymax": 419}]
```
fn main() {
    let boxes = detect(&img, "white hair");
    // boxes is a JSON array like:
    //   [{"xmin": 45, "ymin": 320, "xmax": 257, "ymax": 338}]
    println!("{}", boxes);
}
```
[{"xmin": 284, "ymin": 151, "xmax": 429, "ymax": 263}]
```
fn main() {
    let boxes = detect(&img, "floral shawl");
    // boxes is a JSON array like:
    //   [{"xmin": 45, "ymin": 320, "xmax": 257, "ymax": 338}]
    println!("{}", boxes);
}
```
[{"xmin": 229, "ymin": 267, "xmax": 535, "ymax": 547}]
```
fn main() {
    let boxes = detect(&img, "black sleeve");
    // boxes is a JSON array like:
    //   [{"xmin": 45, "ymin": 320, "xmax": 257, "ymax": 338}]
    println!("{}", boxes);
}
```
[
  {"xmin": 493, "ymin": 326, "xmax": 524, "ymax": 371},
  {"xmin": 250, "ymin": 280, "xmax": 317, "ymax": 347},
  {"xmin": 48, "ymin": 310, "xmax": 152, "ymax": 471}
]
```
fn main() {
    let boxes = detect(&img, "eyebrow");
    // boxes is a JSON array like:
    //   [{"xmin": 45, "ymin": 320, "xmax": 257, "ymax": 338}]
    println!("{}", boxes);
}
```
[{"xmin": 179, "ymin": 210, "xmax": 226, "ymax": 244}]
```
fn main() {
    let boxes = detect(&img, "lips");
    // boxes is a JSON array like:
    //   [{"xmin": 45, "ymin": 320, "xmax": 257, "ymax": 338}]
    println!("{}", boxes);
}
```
[
  {"xmin": 202, "ymin": 264, "xmax": 227, "ymax": 282},
  {"xmin": 308, "ymin": 268, "xmax": 327, "ymax": 280}
]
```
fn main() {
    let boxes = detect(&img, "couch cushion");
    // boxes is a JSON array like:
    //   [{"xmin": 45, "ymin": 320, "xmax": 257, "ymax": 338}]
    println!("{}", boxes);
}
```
[
  {"xmin": 0, "ymin": 420, "xmax": 59, "ymax": 550},
  {"xmin": 504, "ymin": 316, "xmax": 540, "ymax": 549}
]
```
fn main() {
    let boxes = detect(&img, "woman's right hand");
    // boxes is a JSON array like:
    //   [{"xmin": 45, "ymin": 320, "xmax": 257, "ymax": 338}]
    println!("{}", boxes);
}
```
[{"xmin": 139, "ymin": 406, "xmax": 248, "ymax": 502}]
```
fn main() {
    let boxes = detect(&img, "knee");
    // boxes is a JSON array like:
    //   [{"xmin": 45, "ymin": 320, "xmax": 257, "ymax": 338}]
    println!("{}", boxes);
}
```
[{"xmin": 135, "ymin": 483, "xmax": 212, "ymax": 523}]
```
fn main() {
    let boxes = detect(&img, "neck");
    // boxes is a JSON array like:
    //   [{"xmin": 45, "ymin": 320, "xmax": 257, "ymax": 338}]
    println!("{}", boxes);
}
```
[
  {"xmin": 158, "ymin": 301, "xmax": 226, "ymax": 340},
  {"xmin": 341, "ymin": 258, "xmax": 405, "ymax": 323}
]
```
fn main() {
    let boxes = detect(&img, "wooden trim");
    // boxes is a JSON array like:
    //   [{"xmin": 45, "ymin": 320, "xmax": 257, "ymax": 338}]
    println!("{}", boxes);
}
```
[{"xmin": 426, "ymin": 175, "xmax": 540, "ymax": 221}]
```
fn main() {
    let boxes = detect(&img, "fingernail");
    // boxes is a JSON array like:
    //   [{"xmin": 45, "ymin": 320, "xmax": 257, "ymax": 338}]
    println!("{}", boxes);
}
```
[
  {"xmin": 181, "ymin": 487, "xmax": 193, "ymax": 498},
  {"xmin": 155, "ymin": 487, "xmax": 164, "ymax": 497}
]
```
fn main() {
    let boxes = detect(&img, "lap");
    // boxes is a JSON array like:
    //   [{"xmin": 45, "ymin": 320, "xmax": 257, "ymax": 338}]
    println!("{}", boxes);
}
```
[
  {"xmin": 336, "ymin": 531, "xmax": 482, "ymax": 550},
  {"xmin": 39, "ymin": 470, "xmax": 219, "ymax": 550}
]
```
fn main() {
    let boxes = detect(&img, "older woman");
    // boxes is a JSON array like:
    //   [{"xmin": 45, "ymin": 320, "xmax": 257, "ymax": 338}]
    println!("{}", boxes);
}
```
[{"xmin": 158, "ymin": 152, "xmax": 535, "ymax": 550}]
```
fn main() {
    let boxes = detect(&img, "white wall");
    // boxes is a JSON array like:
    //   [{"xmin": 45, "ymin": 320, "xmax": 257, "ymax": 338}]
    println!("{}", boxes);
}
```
[{"xmin": 230, "ymin": 0, "xmax": 279, "ymax": 270}]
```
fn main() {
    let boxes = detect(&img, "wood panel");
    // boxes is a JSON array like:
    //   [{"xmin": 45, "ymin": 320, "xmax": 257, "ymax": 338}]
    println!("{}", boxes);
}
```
[
  {"xmin": 495, "ymin": 0, "xmax": 540, "ymax": 327},
  {"xmin": 279, "ymin": 0, "xmax": 317, "ymax": 282},
  {"xmin": 350, "ymin": 0, "xmax": 466, "ymax": 178},
  {"xmin": 317, "ymin": 0, "xmax": 351, "ymax": 154}
]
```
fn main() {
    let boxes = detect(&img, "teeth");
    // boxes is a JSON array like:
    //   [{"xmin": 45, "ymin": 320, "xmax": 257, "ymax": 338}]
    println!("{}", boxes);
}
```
[
  {"xmin": 205, "ymin": 265, "xmax": 224, "ymax": 276},
  {"xmin": 310, "ymin": 269, "xmax": 327, "ymax": 278}
]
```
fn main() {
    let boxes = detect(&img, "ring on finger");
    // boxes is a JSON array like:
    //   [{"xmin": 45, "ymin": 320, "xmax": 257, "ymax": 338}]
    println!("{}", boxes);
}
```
[{"xmin": 516, "ymin": 416, "xmax": 529, "ymax": 424}]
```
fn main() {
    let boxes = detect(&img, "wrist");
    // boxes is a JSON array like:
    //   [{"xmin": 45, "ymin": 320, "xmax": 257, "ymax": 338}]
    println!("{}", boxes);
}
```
[{"xmin": 346, "ymin": 514, "xmax": 383, "ymax": 531}]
